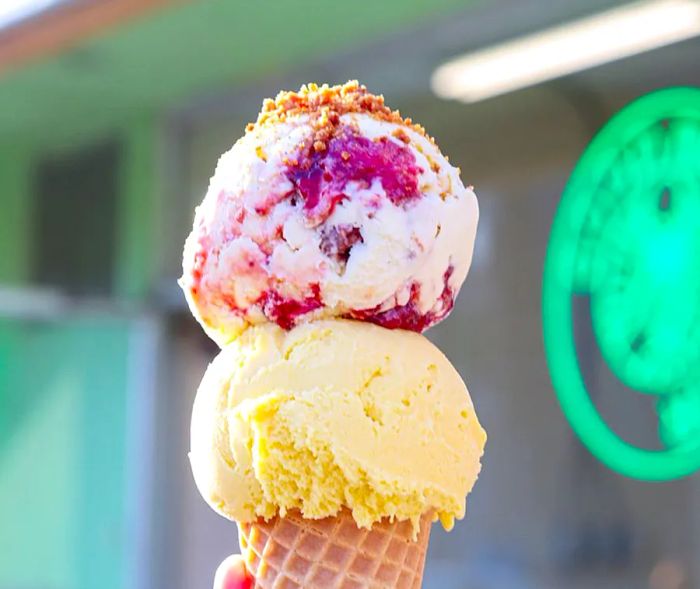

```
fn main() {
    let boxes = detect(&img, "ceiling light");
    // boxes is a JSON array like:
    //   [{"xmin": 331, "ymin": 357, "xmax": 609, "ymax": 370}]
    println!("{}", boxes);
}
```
[{"xmin": 432, "ymin": 0, "xmax": 700, "ymax": 103}]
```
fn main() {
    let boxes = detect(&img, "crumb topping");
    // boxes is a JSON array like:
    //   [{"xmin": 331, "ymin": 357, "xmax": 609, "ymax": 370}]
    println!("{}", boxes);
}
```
[
  {"xmin": 246, "ymin": 81, "xmax": 434, "ymax": 155},
  {"xmin": 392, "ymin": 128, "xmax": 411, "ymax": 144}
]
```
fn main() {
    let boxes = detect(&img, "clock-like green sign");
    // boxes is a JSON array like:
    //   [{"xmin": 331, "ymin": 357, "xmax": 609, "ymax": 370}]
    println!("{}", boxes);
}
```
[{"xmin": 543, "ymin": 87, "xmax": 700, "ymax": 481}]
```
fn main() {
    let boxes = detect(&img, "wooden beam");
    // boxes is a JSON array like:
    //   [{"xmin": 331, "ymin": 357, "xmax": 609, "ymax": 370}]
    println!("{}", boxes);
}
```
[{"xmin": 0, "ymin": 0, "xmax": 186, "ymax": 77}]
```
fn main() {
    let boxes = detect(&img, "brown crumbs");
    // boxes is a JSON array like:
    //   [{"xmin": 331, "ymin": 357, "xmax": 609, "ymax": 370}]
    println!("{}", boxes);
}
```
[
  {"xmin": 246, "ymin": 81, "xmax": 435, "ymax": 152},
  {"xmin": 440, "ymin": 175, "xmax": 454, "ymax": 200},
  {"xmin": 255, "ymin": 146, "xmax": 267, "ymax": 162},
  {"xmin": 392, "ymin": 128, "xmax": 411, "ymax": 144}
]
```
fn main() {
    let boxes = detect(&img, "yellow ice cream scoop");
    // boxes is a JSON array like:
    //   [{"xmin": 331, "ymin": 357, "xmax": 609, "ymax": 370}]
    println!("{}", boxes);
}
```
[{"xmin": 190, "ymin": 319, "xmax": 486, "ymax": 534}]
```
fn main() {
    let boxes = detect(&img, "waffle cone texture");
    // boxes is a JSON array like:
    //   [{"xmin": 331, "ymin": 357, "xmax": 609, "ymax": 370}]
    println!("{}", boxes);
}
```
[{"xmin": 238, "ymin": 509, "xmax": 433, "ymax": 588}]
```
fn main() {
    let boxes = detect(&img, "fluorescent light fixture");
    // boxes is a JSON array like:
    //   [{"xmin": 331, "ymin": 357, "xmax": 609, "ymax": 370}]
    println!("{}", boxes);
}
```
[
  {"xmin": 0, "ymin": 0, "xmax": 64, "ymax": 31},
  {"xmin": 432, "ymin": 0, "xmax": 700, "ymax": 103}
]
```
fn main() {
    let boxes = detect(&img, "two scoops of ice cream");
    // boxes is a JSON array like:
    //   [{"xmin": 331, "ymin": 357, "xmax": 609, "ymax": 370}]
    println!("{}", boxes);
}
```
[{"xmin": 182, "ymin": 81, "xmax": 486, "ymax": 588}]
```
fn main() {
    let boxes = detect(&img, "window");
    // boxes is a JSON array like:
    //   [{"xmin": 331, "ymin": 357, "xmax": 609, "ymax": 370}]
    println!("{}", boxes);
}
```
[{"xmin": 32, "ymin": 140, "xmax": 120, "ymax": 295}]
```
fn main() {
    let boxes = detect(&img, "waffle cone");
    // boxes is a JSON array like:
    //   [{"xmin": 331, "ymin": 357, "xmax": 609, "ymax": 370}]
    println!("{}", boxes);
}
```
[{"xmin": 238, "ymin": 509, "xmax": 433, "ymax": 588}]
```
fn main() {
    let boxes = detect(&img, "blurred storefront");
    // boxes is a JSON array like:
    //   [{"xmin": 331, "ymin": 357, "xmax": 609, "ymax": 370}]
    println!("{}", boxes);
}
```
[{"xmin": 0, "ymin": 1, "xmax": 698, "ymax": 588}]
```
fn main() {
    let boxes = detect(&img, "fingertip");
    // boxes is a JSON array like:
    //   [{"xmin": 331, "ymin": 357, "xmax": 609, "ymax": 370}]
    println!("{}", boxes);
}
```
[{"xmin": 213, "ymin": 554, "xmax": 254, "ymax": 589}]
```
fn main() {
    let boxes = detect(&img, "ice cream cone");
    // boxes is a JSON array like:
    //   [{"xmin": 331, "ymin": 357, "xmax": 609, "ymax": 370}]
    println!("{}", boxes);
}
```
[
  {"xmin": 238, "ymin": 509, "xmax": 433, "ymax": 589},
  {"xmin": 185, "ymin": 83, "xmax": 487, "ymax": 589}
]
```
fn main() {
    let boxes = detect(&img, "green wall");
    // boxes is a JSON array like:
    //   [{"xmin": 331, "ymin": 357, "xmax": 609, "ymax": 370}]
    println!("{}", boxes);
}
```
[
  {"xmin": 0, "ymin": 317, "xmax": 131, "ymax": 589},
  {"xmin": 0, "ymin": 145, "xmax": 32, "ymax": 285},
  {"xmin": 0, "ymin": 113, "xmax": 161, "ymax": 588},
  {"xmin": 0, "ymin": 0, "xmax": 471, "ymax": 146}
]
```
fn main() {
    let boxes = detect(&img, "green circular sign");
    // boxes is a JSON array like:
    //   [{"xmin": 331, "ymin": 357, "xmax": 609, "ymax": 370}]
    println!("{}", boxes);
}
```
[{"xmin": 543, "ymin": 87, "xmax": 700, "ymax": 481}]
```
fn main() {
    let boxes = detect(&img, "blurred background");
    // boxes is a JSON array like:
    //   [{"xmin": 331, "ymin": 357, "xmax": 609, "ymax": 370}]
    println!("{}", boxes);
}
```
[{"xmin": 0, "ymin": 0, "xmax": 698, "ymax": 588}]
